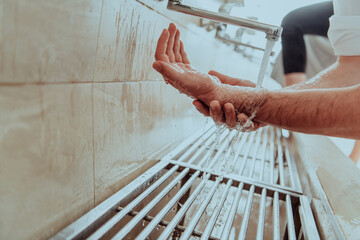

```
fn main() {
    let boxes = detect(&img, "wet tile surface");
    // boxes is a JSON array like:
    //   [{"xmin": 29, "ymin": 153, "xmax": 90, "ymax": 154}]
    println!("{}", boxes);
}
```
[
  {"xmin": 0, "ymin": 0, "xmax": 101, "ymax": 83},
  {"xmin": 93, "ymin": 81, "xmax": 205, "ymax": 204},
  {"xmin": 0, "ymin": 84, "xmax": 94, "ymax": 239}
]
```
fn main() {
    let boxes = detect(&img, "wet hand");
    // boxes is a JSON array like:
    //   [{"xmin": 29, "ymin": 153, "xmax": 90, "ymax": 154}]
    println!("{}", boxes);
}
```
[
  {"xmin": 153, "ymin": 23, "xmax": 220, "ymax": 103},
  {"xmin": 192, "ymin": 71, "xmax": 265, "ymax": 131}
]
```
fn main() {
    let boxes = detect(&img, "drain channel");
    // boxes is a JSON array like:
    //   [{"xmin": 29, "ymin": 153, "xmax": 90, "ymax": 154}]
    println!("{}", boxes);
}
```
[{"xmin": 52, "ymin": 126, "xmax": 319, "ymax": 240}]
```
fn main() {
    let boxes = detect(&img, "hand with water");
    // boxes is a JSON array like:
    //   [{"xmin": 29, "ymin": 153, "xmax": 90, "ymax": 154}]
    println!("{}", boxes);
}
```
[
  {"xmin": 192, "ymin": 71, "xmax": 266, "ymax": 131},
  {"xmin": 153, "ymin": 23, "xmax": 267, "ymax": 130},
  {"xmin": 153, "ymin": 23, "xmax": 220, "ymax": 103}
]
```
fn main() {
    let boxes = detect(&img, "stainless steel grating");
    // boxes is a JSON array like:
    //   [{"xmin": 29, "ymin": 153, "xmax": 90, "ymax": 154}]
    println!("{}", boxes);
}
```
[{"xmin": 52, "ymin": 125, "xmax": 320, "ymax": 240}]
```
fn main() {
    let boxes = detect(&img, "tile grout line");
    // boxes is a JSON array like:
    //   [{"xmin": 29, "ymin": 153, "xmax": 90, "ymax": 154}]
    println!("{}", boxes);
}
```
[
  {"xmin": 91, "ymin": 0, "xmax": 105, "ymax": 207},
  {"xmin": 91, "ymin": 81, "xmax": 96, "ymax": 208},
  {"xmin": 0, "ymin": 80, "xmax": 164, "ymax": 86}
]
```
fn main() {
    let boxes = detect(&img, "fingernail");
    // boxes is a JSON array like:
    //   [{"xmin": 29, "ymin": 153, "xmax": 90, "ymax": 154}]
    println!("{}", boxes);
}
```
[{"xmin": 153, "ymin": 62, "xmax": 162, "ymax": 71}]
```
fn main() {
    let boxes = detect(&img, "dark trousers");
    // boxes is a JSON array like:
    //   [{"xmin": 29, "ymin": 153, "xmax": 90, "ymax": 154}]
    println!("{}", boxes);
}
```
[{"xmin": 281, "ymin": 1, "xmax": 334, "ymax": 74}]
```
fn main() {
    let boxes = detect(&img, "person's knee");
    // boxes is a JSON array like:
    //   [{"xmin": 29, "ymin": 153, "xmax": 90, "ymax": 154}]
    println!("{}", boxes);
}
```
[{"xmin": 281, "ymin": 10, "xmax": 302, "ymax": 34}]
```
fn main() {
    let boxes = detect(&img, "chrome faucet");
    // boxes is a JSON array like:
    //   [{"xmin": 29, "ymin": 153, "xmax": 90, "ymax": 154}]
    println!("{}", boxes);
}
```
[{"xmin": 167, "ymin": 0, "xmax": 282, "ymax": 41}]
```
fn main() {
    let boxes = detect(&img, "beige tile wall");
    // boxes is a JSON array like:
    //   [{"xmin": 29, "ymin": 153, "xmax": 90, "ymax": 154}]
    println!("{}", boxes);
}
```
[{"xmin": 0, "ymin": 0, "xmax": 249, "ymax": 239}]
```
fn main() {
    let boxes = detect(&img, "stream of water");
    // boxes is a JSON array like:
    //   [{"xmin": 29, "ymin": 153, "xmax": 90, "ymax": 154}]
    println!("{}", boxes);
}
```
[{"xmin": 256, "ymin": 39, "xmax": 276, "ymax": 88}]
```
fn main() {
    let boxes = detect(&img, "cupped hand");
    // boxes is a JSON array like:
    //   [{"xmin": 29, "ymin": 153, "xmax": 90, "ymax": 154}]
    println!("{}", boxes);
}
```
[
  {"xmin": 192, "ymin": 71, "xmax": 266, "ymax": 131},
  {"xmin": 153, "ymin": 23, "xmax": 220, "ymax": 103}
]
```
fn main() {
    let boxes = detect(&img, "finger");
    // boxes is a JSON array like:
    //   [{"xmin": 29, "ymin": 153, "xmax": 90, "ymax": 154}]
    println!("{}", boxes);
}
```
[
  {"xmin": 193, "ymin": 100, "xmax": 210, "ymax": 117},
  {"xmin": 210, "ymin": 100, "xmax": 225, "ymax": 124},
  {"xmin": 208, "ymin": 70, "xmax": 237, "ymax": 85},
  {"xmin": 180, "ymin": 41, "xmax": 190, "ymax": 64},
  {"xmin": 173, "ymin": 30, "xmax": 182, "ymax": 62},
  {"xmin": 208, "ymin": 70, "xmax": 256, "ymax": 87},
  {"xmin": 153, "ymin": 61, "xmax": 182, "ymax": 83},
  {"xmin": 166, "ymin": 23, "xmax": 176, "ymax": 62},
  {"xmin": 155, "ymin": 29, "xmax": 170, "ymax": 62},
  {"xmin": 237, "ymin": 113, "xmax": 257, "ymax": 131},
  {"xmin": 224, "ymin": 103, "xmax": 237, "ymax": 128}
]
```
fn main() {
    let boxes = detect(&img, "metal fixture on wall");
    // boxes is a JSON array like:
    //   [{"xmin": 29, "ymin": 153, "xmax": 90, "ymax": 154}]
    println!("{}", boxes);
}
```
[
  {"xmin": 167, "ymin": 0, "xmax": 282, "ymax": 41},
  {"xmin": 174, "ymin": 0, "xmax": 276, "ymax": 61}
]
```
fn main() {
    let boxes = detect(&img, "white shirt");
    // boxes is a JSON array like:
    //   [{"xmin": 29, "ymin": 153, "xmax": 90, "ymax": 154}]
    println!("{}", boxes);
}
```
[{"xmin": 328, "ymin": 0, "xmax": 360, "ymax": 56}]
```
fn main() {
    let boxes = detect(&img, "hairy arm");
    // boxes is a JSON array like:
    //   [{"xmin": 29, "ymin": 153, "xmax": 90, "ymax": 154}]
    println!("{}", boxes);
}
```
[
  {"xmin": 255, "ymin": 86, "xmax": 360, "ymax": 138},
  {"xmin": 285, "ymin": 56, "xmax": 360, "ymax": 90}
]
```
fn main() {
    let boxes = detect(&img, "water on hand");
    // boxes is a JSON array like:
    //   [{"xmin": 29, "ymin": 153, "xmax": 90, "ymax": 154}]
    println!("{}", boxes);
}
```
[{"xmin": 256, "ymin": 39, "xmax": 276, "ymax": 88}]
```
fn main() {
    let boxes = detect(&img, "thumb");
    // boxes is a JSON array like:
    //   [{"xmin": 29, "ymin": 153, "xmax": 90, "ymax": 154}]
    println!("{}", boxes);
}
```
[
  {"xmin": 153, "ymin": 61, "xmax": 180, "ymax": 80},
  {"xmin": 208, "ymin": 70, "xmax": 239, "ymax": 85}
]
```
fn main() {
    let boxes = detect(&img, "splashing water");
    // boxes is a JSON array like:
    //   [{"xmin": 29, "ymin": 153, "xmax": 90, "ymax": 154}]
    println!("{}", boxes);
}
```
[{"xmin": 256, "ymin": 39, "xmax": 276, "ymax": 88}]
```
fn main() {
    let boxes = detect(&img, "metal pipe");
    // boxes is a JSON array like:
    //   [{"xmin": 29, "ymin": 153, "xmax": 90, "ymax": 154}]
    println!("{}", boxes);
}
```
[
  {"xmin": 112, "ymin": 168, "xmax": 190, "ymax": 239},
  {"xmin": 200, "ymin": 128, "xmax": 229, "ymax": 167},
  {"xmin": 135, "ymin": 170, "xmax": 201, "ymax": 240},
  {"xmin": 88, "ymin": 165, "xmax": 179, "ymax": 240},
  {"xmin": 228, "ymin": 132, "xmax": 249, "ymax": 174},
  {"xmin": 286, "ymin": 195, "xmax": 296, "ymax": 240},
  {"xmin": 276, "ymin": 129, "xmax": 285, "ymax": 186},
  {"xmin": 116, "ymin": 207, "xmax": 217, "ymax": 240},
  {"xmin": 221, "ymin": 131, "xmax": 242, "ymax": 173},
  {"xmin": 187, "ymin": 127, "xmax": 225, "ymax": 165},
  {"xmin": 220, "ymin": 182, "xmax": 244, "ymax": 240},
  {"xmin": 166, "ymin": 159, "xmax": 303, "ymax": 198},
  {"xmin": 269, "ymin": 128, "xmax": 275, "ymax": 184},
  {"xmin": 158, "ymin": 173, "xmax": 211, "ymax": 240},
  {"xmin": 167, "ymin": 0, "xmax": 282, "ymax": 40},
  {"xmin": 256, "ymin": 188, "xmax": 267, "ymax": 240},
  {"xmin": 273, "ymin": 191, "xmax": 280, "ymax": 240},
  {"xmin": 178, "ymin": 126, "xmax": 218, "ymax": 162},
  {"xmin": 208, "ymin": 130, "xmax": 237, "ymax": 169},
  {"xmin": 249, "ymin": 128, "xmax": 264, "ymax": 178},
  {"xmin": 216, "ymin": 32, "xmax": 275, "ymax": 55},
  {"xmin": 239, "ymin": 131, "xmax": 257, "ymax": 175},
  {"xmin": 298, "ymin": 196, "xmax": 320, "ymax": 240},
  {"xmin": 179, "ymin": 177, "xmax": 221, "ymax": 240},
  {"xmin": 201, "ymin": 179, "xmax": 233, "ymax": 240},
  {"xmin": 259, "ymin": 127, "xmax": 269, "ymax": 181},
  {"xmin": 238, "ymin": 185, "xmax": 255, "ymax": 240}
]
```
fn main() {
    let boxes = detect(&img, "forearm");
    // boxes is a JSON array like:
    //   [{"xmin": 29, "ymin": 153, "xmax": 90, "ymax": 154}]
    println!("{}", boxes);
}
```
[
  {"xmin": 285, "ymin": 56, "xmax": 360, "ymax": 90},
  {"xmin": 256, "ymin": 86, "xmax": 360, "ymax": 138}
]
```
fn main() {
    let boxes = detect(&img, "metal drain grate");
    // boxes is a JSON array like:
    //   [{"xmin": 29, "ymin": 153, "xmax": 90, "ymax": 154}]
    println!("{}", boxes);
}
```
[
  {"xmin": 163, "ymin": 126, "xmax": 302, "ymax": 193},
  {"xmin": 52, "ymin": 126, "xmax": 319, "ymax": 240}
]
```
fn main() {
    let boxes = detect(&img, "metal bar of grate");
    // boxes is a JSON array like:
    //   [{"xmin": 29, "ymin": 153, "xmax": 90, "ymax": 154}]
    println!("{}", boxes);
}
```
[
  {"xmin": 249, "ymin": 128, "xmax": 264, "ymax": 178},
  {"xmin": 88, "ymin": 165, "xmax": 180, "ymax": 240},
  {"xmin": 238, "ymin": 185, "xmax": 255, "ymax": 239},
  {"xmin": 286, "ymin": 195, "xmax": 297, "ymax": 240},
  {"xmin": 115, "ymin": 207, "xmax": 218, "ymax": 240},
  {"xmin": 179, "ymin": 177, "xmax": 221, "ymax": 240},
  {"xmin": 158, "ymin": 173, "xmax": 211, "ymax": 240},
  {"xmin": 273, "ymin": 191, "xmax": 280, "ymax": 240},
  {"xmin": 135, "ymin": 170, "xmax": 201, "ymax": 240},
  {"xmin": 256, "ymin": 188, "xmax": 267, "ymax": 240},
  {"xmin": 201, "ymin": 179, "xmax": 233, "ymax": 240},
  {"xmin": 112, "ymin": 168, "xmax": 191, "ymax": 239},
  {"xmin": 259, "ymin": 127, "xmax": 269, "ymax": 181},
  {"xmin": 52, "ymin": 126, "xmax": 321, "ymax": 240},
  {"xmin": 220, "ymin": 182, "xmax": 244, "ymax": 240},
  {"xmin": 276, "ymin": 128, "xmax": 286, "ymax": 186}
]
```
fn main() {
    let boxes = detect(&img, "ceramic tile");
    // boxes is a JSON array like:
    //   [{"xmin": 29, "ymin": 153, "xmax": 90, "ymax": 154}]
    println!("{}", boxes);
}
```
[
  {"xmin": 93, "ymin": 82, "xmax": 143, "ymax": 204},
  {"xmin": 0, "ymin": 0, "xmax": 101, "ymax": 83},
  {"xmin": 138, "ymin": 82, "xmax": 207, "ymax": 161},
  {"xmin": 0, "ymin": 84, "xmax": 94, "ymax": 239},
  {"xmin": 93, "ymin": 0, "xmax": 166, "ymax": 82},
  {"xmin": 93, "ymin": 81, "xmax": 206, "ymax": 204}
]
